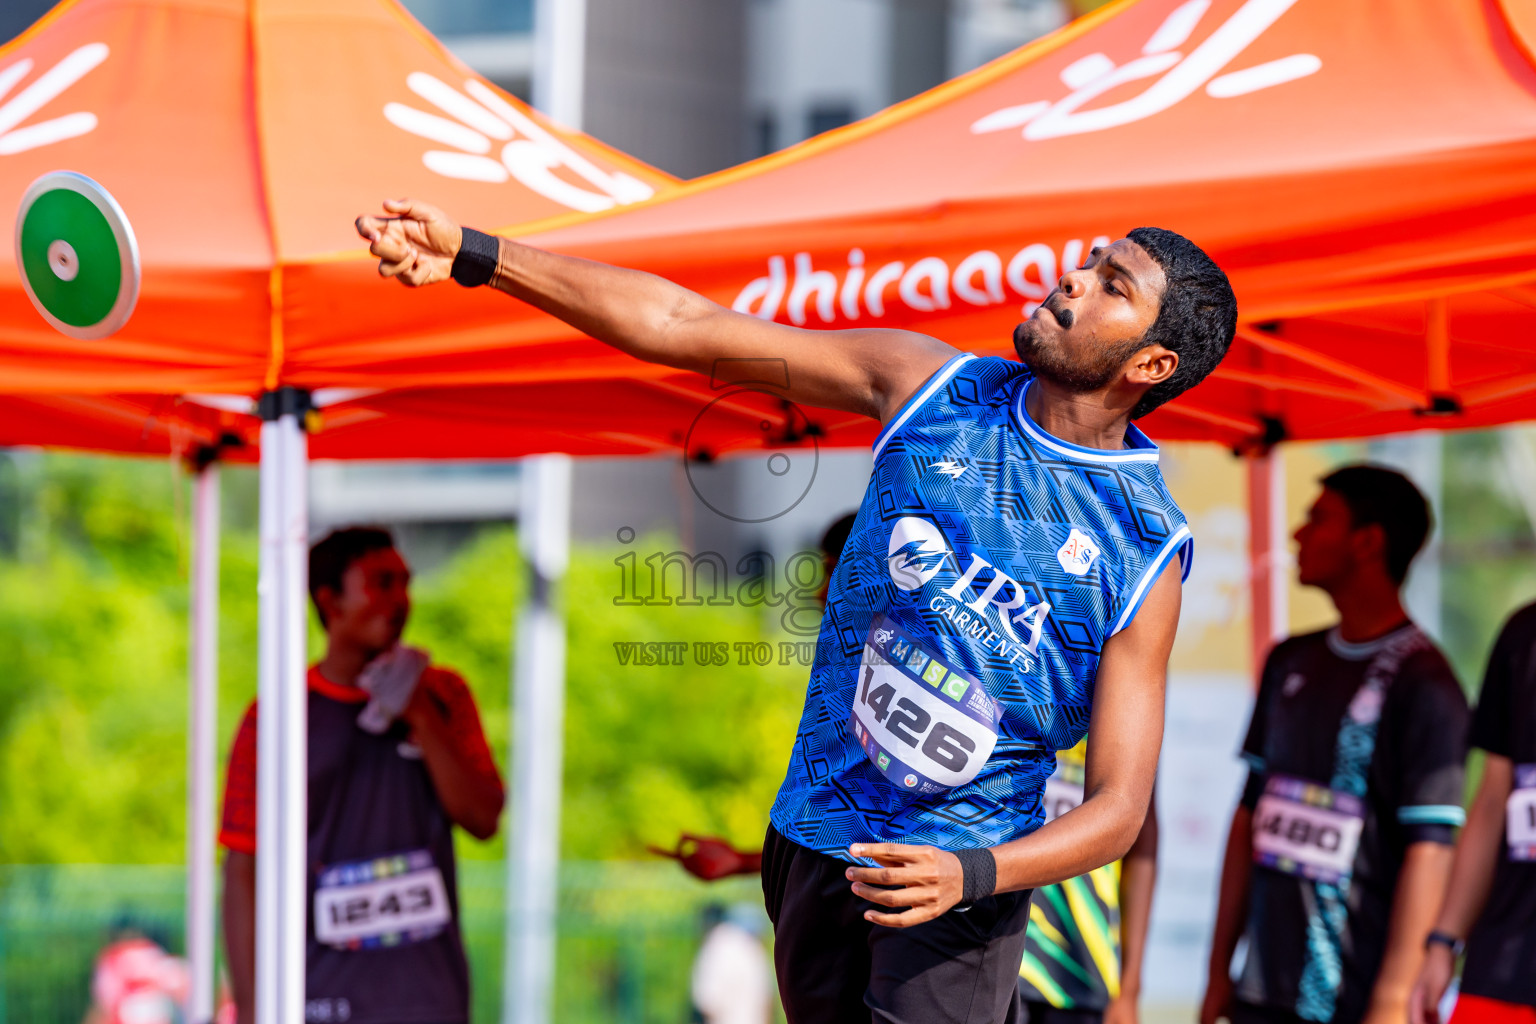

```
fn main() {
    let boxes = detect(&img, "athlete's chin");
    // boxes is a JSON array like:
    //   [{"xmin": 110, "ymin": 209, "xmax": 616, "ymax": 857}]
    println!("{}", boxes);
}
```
[{"xmin": 1012, "ymin": 319, "xmax": 1049, "ymax": 363}]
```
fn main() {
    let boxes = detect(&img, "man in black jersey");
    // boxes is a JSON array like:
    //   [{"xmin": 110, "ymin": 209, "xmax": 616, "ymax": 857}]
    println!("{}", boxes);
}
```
[
  {"xmin": 1201, "ymin": 465, "xmax": 1469, "ymax": 1024},
  {"xmin": 1411, "ymin": 601, "xmax": 1536, "ymax": 1024}
]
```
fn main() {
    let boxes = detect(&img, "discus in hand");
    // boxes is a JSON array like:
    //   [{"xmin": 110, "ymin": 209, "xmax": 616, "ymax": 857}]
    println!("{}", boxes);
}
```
[{"xmin": 16, "ymin": 171, "xmax": 140, "ymax": 339}]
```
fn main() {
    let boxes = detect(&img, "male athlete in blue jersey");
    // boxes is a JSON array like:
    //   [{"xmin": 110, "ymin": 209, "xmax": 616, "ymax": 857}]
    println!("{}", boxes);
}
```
[{"xmin": 358, "ymin": 199, "xmax": 1237, "ymax": 1024}]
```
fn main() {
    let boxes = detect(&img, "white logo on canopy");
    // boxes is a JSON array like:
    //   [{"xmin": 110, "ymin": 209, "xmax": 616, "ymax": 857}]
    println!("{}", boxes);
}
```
[
  {"xmin": 971, "ymin": 0, "xmax": 1320, "ymax": 140},
  {"xmin": 386, "ymin": 72, "xmax": 655, "ymax": 213},
  {"xmin": 0, "ymin": 43, "xmax": 108, "ymax": 156}
]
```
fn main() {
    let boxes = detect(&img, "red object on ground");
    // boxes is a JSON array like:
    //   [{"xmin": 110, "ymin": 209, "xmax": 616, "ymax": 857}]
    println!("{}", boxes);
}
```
[
  {"xmin": 1450, "ymin": 994, "xmax": 1536, "ymax": 1024},
  {"xmin": 650, "ymin": 834, "xmax": 765, "ymax": 881}
]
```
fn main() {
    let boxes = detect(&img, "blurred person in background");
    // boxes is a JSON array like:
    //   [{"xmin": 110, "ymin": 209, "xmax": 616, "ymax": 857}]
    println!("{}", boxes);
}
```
[
  {"xmin": 219, "ymin": 527, "xmax": 504, "ymax": 1024},
  {"xmin": 691, "ymin": 902, "xmax": 774, "ymax": 1024},
  {"xmin": 84, "ymin": 918, "xmax": 189, "ymax": 1024},
  {"xmin": 1410, "ymin": 601, "xmax": 1536, "ymax": 1024},
  {"xmin": 1202, "ymin": 466, "xmax": 1468, "ymax": 1024},
  {"xmin": 1018, "ymin": 742, "xmax": 1158, "ymax": 1024}
]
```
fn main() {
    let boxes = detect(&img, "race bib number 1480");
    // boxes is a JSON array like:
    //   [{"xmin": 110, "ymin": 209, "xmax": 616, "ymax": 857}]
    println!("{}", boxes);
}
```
[
  {"xmin": 851, "ymin": 615, "xmax": 1002, "ymax": 795},
  {"xmin": 1252, "ymin": 775, "xmax": 1364, "ymax": 884},
  {"xmin": 1507, "ymin": 764, "xmax": 1536, "ymax": 861}
]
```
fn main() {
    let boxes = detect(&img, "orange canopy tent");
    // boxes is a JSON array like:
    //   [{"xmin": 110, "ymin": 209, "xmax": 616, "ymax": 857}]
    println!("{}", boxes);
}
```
[
  {"xmin": 6, "ymin": 0, "xmax": 1534, "ymax": 459},
  {"xmin": 278, "ymin": 0, "xmax": 1536, "ymax": 454},
  {"xmin": 0, "ymin": 0, "xmax": 672, "ymax": 396}
]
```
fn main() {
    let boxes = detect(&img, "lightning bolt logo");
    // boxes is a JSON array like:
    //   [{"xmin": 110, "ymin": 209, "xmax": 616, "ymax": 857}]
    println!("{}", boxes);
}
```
[
  {"xmin": 890, "ymin": 540, "xmax": 948, "ymax": 577},
  {"xmin": 932, "ymin": 460, "xmax": 966, "ymax": 479},
  {"xmin": 886, "ymin": 516, "xmax": 952, "ymax": 591}
]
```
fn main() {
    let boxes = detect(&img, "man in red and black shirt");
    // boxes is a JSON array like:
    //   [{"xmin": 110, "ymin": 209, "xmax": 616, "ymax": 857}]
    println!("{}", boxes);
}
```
[{"xmin": 220, "ymin": 527, "xmax": 504, "ymax": 1024}]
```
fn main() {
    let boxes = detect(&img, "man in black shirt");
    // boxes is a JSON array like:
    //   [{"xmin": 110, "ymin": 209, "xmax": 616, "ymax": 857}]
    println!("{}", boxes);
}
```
[
  {"xmin": 1201, "ymin": 465, "xmax": 1469, "ymax": 1024},
  {"xmin": 1411, "ymin": 602, "xmax": 1536, "ymax": 1024}
]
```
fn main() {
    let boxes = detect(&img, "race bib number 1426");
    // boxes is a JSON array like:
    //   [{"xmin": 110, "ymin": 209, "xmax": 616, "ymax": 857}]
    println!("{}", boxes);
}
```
[{"xmin": 851, "ymin": 615, "xmax": 1001, "ymax": 795}]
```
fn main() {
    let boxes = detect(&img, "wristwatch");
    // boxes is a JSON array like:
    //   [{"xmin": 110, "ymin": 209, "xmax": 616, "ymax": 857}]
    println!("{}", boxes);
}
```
[{"xmin": 1425, "ymin": 931, "xmax": 1464, "ymax": 956}]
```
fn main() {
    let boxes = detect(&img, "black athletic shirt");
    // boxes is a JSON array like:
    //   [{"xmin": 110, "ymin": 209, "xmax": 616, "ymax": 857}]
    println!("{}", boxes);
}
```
[
  {"xmin": 1235, "ymin": 625, "xmax": 1468, "ymax": 1024},
  {"xmin": 1461, "ymin": 602, "xmax": 1536, "ymax": 1008}
]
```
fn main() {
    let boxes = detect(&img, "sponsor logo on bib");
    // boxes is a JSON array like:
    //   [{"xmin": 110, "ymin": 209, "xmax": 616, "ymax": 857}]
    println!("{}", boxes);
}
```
[{"xmin": 852, "ymin": 616, "xmax": 1003, "ymax": 794}]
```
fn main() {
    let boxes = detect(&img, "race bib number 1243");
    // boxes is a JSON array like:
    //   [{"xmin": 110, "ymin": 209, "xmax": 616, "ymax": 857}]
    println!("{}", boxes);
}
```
[
  {"xmin": 851, "ymin": 615, "xmax": 1002, "ymax": 795},
  {"xmin": 314, "ymin": 849, "xmax": 451, "ymax": 950}
]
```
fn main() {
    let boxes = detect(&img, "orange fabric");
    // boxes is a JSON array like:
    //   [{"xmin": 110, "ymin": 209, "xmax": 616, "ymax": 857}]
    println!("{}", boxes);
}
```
[
  {"xmin": 1450, "ymin": 994, "xmax": 1536, "ymax": 1024},
  {"xmin": 217, "ymin": 664, "xmax": 501, "ymax": 854},
  {"xmin": 0, "ymin": 0, "xmax": 674, "ymax": 393},
  {"xmin": 1, "ymin": 0, "xmax": 1535, "ymax": 453}
]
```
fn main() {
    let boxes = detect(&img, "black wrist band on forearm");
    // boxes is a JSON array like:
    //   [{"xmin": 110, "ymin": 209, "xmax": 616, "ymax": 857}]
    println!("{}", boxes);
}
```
[
  {"xmin": 451, "ymin": 227, "xmax": 499, "ymax": 287},
  {"xmin": 954, "ymin": 847, "xmax": 997, "ymax": 905},
  {"xmin": 1425, "ymin": 930, "xmax": 1464, "ymax": 955}
]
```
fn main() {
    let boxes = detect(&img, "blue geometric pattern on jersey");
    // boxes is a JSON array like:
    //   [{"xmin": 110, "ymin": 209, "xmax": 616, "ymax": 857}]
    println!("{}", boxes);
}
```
[
  {"xmin": 1296, "ymin": 628, "xmax": 1429, "ymax": 1021},
  {"xmin": 769, "ymin": 353, "xmax": 1193, "ymax": 860}
]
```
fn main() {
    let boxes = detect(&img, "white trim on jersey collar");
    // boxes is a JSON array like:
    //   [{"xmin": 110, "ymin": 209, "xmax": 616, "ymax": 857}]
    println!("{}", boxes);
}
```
[
  {"xmin": 1013, "ymin": 379, "xmax": 1161, "ymax": 463},
  {"xmin": 871, "ymin": 352, "xmax": 978, "ymax": 461},
  {"xmin": 1325, "ymin": 622, "xmax": 1419, "ymax": 661}
]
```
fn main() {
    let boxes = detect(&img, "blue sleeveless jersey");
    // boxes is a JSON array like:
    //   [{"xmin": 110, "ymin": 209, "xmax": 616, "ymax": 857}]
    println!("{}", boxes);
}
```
[{"xmin": 769, "ymin": 353, "xmax": 1192, "ymax": 859}]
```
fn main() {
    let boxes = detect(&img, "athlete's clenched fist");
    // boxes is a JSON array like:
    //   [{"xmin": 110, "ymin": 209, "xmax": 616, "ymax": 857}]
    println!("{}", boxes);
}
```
[
  {"xmin": 355, "ymin": 198, "xmax": 463, "ymax": 287},
  {"xmin": 845, "ymin": 842, "xmax": 966, "ymax": 927}
]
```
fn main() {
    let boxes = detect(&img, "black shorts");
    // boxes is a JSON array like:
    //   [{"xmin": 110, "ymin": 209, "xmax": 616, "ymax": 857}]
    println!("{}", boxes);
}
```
[{"xmin": 762, "ymin": 826, "xmax": 1034, "ymax": 1024}]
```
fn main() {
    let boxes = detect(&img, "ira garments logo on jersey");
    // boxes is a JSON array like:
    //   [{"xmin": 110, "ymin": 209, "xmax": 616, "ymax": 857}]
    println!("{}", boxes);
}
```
[
  {"xmin": 1056, "ymin": 528, "xmax": 1101, "ymax": 576},
  {"xmin": 970, "ymin": 0, "xmax": 1320, "ymax": 142},
  {"xmin": 886, "ymin": 516, "xmax": 1051, "ymax": 668}
]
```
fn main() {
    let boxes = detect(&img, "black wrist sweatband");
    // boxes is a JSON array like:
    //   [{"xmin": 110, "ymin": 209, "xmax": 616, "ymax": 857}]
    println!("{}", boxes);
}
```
[
  {"xmin": 451, "ymin": 227, "xmax": 499, "ymax": 287},
  {"xmin": 954, "ymin": 847, "xmax": 996, "ymax": 906}
]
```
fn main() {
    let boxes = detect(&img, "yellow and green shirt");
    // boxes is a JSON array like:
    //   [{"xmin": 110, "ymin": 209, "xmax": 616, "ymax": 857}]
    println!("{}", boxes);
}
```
[{"xmin": 1018, "ymin": 741, "xmax": 1121, "ymax": 1011}]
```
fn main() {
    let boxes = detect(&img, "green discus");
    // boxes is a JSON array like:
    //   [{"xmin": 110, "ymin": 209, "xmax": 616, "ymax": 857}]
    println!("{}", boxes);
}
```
[{"xmin": 15, "ymin": 171, "xmax": 140, "ymax": 339}]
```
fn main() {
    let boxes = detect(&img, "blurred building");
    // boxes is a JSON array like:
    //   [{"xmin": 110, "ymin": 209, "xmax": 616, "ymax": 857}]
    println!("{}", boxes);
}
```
[{"xmin": 394, "ymin": 0, "xmax": 1067, "ymax": 175}]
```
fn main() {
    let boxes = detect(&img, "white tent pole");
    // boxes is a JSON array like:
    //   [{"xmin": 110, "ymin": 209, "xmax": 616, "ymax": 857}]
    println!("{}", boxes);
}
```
[
  {"xmin": 504, "ymin": 454, "xmax": 572, "ymax": 1024},
  {"xmin": 534, "ymin": 0, "xmax": 586, "ymax": 129},
  {"xmin": 187, "ymin": 455, "xmax": 220, "ymax": 1024},
  {"xmin": 1246, "ymin": 446, "xmax": 1288, "ymax": 683},
  {"xmin": 256, "ymin": 390, "xmax": 310, "ymax": 1024},
  {"xmin": 255, "ymin": 419, "xmax": 282, "ymax": 1024}
]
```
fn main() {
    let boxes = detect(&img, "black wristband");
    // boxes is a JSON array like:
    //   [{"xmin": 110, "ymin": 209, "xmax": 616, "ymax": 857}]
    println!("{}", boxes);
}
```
[
  {"xmin": 954, "ymin": 847, "xmax": 996, "ymax": 906},
  {"xmin": 1425, "ymin": 930, "xmax": 1464, "ymax": 956},
  {"xmin": 451, "ymin": 227, "xmax": 499, "ymax": 287}
]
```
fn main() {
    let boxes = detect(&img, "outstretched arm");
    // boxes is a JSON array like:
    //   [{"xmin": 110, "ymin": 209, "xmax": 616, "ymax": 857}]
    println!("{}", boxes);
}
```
[
  {"xmin": 356, "ymin": 199, "xmax": 958, "ymax": 422},
  {"xmin": 846, "ymin": 560, "xmax": 1181, "ymax": 926}
]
